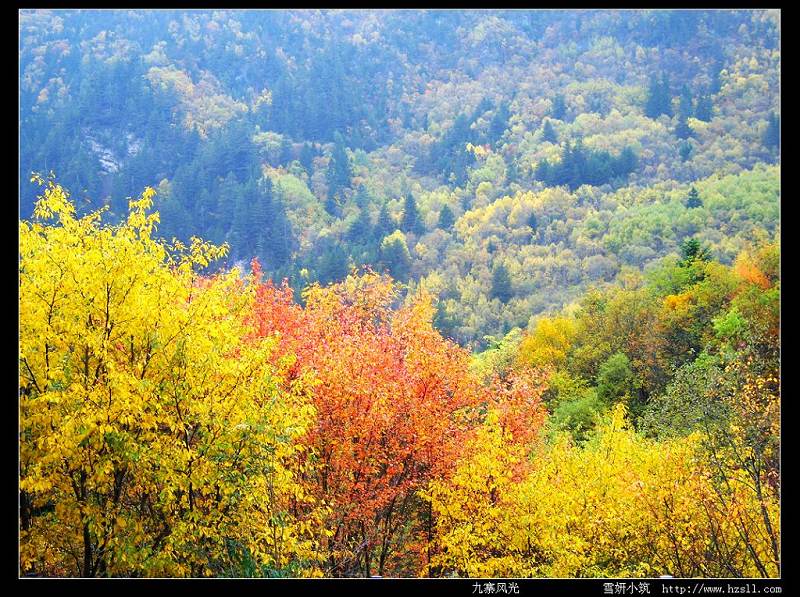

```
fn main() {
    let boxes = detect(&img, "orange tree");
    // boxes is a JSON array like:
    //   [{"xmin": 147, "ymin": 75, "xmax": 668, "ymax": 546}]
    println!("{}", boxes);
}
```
[{"xmin": 249, "ymin": 268, "xmax": 488, "ymax": 576}]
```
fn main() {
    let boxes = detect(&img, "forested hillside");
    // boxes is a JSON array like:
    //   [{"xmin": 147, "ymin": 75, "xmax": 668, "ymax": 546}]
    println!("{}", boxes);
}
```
[
  {"xmin": 19, "ymin": 9, "xmax": 780, "ymax": 580},
  {"xmin": 19, "ymin": 9, "xmax": 780, "ymax": 347}
]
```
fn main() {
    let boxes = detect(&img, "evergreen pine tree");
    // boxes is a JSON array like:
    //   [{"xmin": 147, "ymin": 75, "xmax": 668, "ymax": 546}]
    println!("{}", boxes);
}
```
[
  {"xmin": 763, "ymin": 112, "xmax": 780, "ymax": 151},
  {"xmin": 542, "ymin": 119, "xmax": 558, "ymax": 143},
  {"xmin": 300, "ymin": 142, "xmax": 315, "ymax": 173},
  {"xmin": 686, "ymin": 187, "xmax": 703, "ymax": 209},
  {"xmin": 614, "ymin": 146, "xmax": 639, "ymax": 178},
  {"xmin": 489, "ymin": 102, "xmax": 511, "ymax": 143},
  {"xmin": 158, "ymin": 195, "xmax": 193, "ymax": 244},
  {"xmin": 325, "ymin": 193, "xmax": 340, "ymax": 217},
  {"xmin": 376, "ymin": 203, "xmax": 394, "ymax": 239},
  {"xmin": 268, "ymin": 194, "xmax": 293, "ymax": 267},
  {"xmin": 659, "ymin": 73, "xmax": 673, "ymax": 117},
  {"xmin": 326, "ymin": 131, "xmax": 352, "ymax": 201},
  {"xmin": 433, "ymin": 300, "xmax": 458, "ymax": 342},
  {"xmin": 645, "ymin": 73, "xmax": 673, "ymax": 118},
  {"xmin": 252, "ymin": 178, "xmax": 274, "ymax": 264},
  {"xmin": 490, "ymin": 263, "xmax": 513, "ymax": 304},
  {"xmin": 679, "ymin": 141, "xmax": 693, "ymax": 162},
  {"xmin": 401, "ymin": 192, "xmax": 424, "ymax": 235},
  {"xmin": 527, "ymin": 211, "xmax": 538, "ymax": 232},
  {"xmin": 535, "ymin": 158, "xmax": 553, "ymax": 185},
  {"xmin": 675, "ymin": 118, "xmax": 693, "ymax": 140},
  {"xmin": 709, "ymin": 62, "xmax": 723, "ymax": 94},
  {"xmin": 695, "ymin": 93, "xmax": 713, "ymax": 122},
  {"xmin": 471, "ymin": 97, "xmax": 494, "ymax": 122},
  {"xmin": 645, "ymin": 75, "xmax": 662, "ymax": 118},
  {"xmin": 317, "ymin": 243, "xmax": 350, "ymax": 285},
  {"xmin": 347, "ymin": 206, "xmax": 374, "ymax": 243},
  {"xmin": 678, "ymin": 85, "xmax": 694, "ymax": 120},
  {"xmin": 506, "ymin": 158, "xmax": 519, "ymax": 183},
  {"xmin": 438, "ymin": 204, "xmax": 455, "ymax": 230},
  {"xmin": 230, "ymin": 183, "xmax": 253, "ymax": 259},
  {"xmin": 380, "ymin": 231, "xmax": 412, "ymax": 281},
  {"xmin": 354, "ymin": 184, "xmax": 371, "ymax": 209},
  {"xmin": 401, "ymin": 102, "xmax": 413, "ymax": 129},
  {"xmin": 432, "ymin": 113, "xmax": 475, "ymax": 185},
  {"xmin": 551, "ymin": 93, "xmax": 567, "ymax": 120},
  {"xmin": 680, "ymin": 237, "xmax": 710, "ymax": 265}
]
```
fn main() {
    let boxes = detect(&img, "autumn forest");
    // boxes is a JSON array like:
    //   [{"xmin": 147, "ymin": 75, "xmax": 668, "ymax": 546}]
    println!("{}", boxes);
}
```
[{"xmin": 19, "ymin": 9, "xmax": 779, "ymax": 579}]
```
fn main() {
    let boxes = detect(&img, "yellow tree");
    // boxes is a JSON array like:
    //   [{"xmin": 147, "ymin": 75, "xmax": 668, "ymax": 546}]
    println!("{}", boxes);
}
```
[
  {"xmin": 19, "ymin": 177, "xmax": 325, "ymax": 577},
  {"xmin": 517, "ymin": 316, "xmax": 576, "ymax": 371},
  {"xmin": 423, "ymin": 408, "xmax": 531, "ymax": 578},
  {"xmin": 426, "ymin": 403, "xmax": 779, "ymax": 578},
  {"xmin": 422, "ymin": 366, "xmax": 547, "ymax": 578}
]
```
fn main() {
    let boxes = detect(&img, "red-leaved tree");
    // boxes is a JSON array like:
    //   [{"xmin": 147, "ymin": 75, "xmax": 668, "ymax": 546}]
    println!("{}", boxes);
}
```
[{"xmin": 248, "ymin": 265, "xmax": 485, "ymax": 576}]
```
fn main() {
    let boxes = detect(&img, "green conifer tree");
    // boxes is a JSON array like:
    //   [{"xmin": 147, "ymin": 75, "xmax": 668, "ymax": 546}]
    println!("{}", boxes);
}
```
[
  {"xmin": 438, "ymin": 204, "xmax": 455, "ymax": 230},
  {"xmin": 686, "ymin": 187, "xmax": 703, "ymax": 209},
  {"xmin": 326, "ymin": 131, "xmax": 352, "ymax": 201},
  {"xmin": 542, "ymin": 119, "xmax": 558, "ymax": 143},
  {"xmin": 401, "ymin": 192, "xmax": 424, "ymax": 235},
  {"xmin": 490, "ymin": 263, "xmax": 513, "ymax": 304}
]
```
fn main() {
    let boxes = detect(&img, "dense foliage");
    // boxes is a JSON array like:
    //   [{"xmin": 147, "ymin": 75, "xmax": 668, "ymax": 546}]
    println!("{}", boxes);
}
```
[
  {"xmin": 19, "ymin": 8, "xmax": 779, "ymax": 579},
  {"xmin": 20, "ymin": 9, "xmax": 780, "ymax": 347},
  {"xmin": 20, "ymin": 181, "xmax": 779, "ymax": 577}
]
